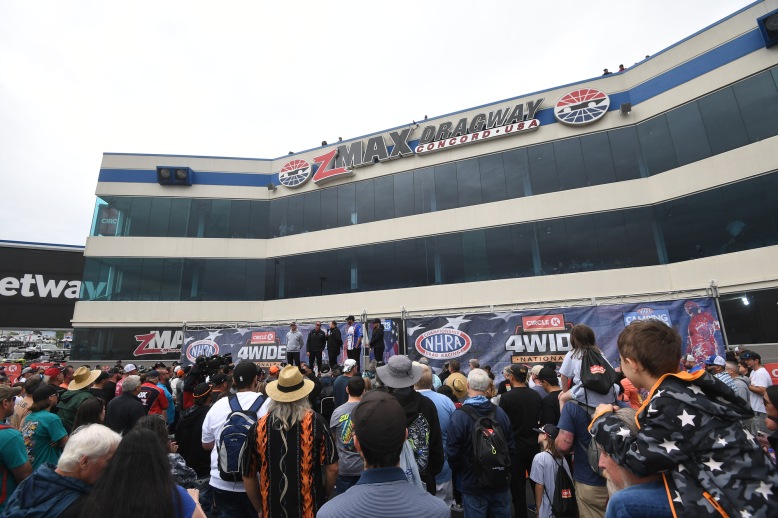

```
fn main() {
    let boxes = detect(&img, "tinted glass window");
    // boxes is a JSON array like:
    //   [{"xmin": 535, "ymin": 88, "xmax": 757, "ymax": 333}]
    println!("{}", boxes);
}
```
[
  {"xmin": 303, "ymin": 191, "xmax": 321, "ymax": 233},
  {"xmin": 127, "ymin": 198, "xmax": 151, "ymax": 236},
  {"xmin": 206, "ymin": 200, "xmax": 230, "ymax": 238},
  {"xmin": 637, "ymin": 115, "xmax": 677, "ymax": 175},
  {"xmin": 168, "ymin": 198, "xmax": 190, "ymax": 237},
  {"xmin": 415, "ymin": 167, "xmax": 436, "ymax": 214},
  {"xmin": 188, "ymin": 200, "xmax": 211, "ymax": 238},
  {"xmin": 337, "ymin": 183, "xmax": 356, "ymax": 227},
  {"xmin": 434, "ymin": 163, "xmax": 459, "ymax": 211},
  {"xmin": 666, "ymin": 102, "xmax": 711, "ymax": 166},
  {"xmin": 395, "ymin": 238, "xmax": 429, "ymax": 288},
  {"xmin": 269, "ymin": 198, "xmax": 289, "ymax": 237},
  {"xmin": 608, "ymin": 126, "xmax": 645, "ymax": 181},
  {"xmin": 356, "ymin": 180, "xmax": 375, "ymax": 224},
  {"xmin": 479, "ymin": 154, "xmax": 507, "ymax": 203},
  {"xmin": 319, "ymin": 188, "xmax": 338, "ymax": 230},
  {"xmin": 374, "ymin": 175, "xmax": 395, "ymax": 221},
  {"xmin": 456, "ymin": 158, "xmax": 483, "ymax": 208},
  {"xmin": 733, "ymin": 70, "xmax": 778, "ymax": 142},
  {"xmin": 229, "ymin": 200, "xmax": 250, "ymax": 238},
  {"xmin": 393, "ymin": 172, "xmax": 415, "ymax": 218},
  {"xmin": 623, "ymin": 207, "xmax": 659, "ymax": 267},
  {"xmin": 147, "ymin": 198, "xmax": 171, "ymax": 237},
  {"xmin": 286, "ymin": 194, "xmax": 305, "ymax": 235},
  {"xmin": 536, "ymin": 219, "xmax": 568, "ymax": 274},
  {"xmin": 580, "ymin": 132, "xmax": 616, "ymax": 186},
  {"xmin": 160, "ymin": 259, "xmax": 183, "ymax": 300},
  {"xmin": 503, "ymin": 148, "xmax": 529, "ymax": 198},
  {"xmin": 528, "ymin": 143, "xmax": 558, "ymax": 195},
  {"xmin": 697, "ymin": 87, "xmax": 749, "ymax": 155},
  {"xmin": 554, "ymin": 138, "xmax": 587, "ymax": 190},
  {"xmin": 138, "ymin": 258, "xmax": 164, "ymax": 301},
  {"xmin": 462, "ymin": 230, "xmax": 489, "ymax": 282},
  {"xmin": 248, "ymin": 201, "xmax": 269, "ymax": 239},
  {"xmin": 436, "ymin": 234, "xmax": 465, "ymax": 284}
]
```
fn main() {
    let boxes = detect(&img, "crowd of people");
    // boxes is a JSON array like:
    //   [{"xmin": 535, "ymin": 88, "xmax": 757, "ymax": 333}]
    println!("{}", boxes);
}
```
[{"xmin": 0, "ymin": 319, "xmax": 775, "ymax": 517}]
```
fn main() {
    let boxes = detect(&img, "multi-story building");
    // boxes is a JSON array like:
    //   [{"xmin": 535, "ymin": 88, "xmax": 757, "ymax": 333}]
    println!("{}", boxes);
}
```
[{"xmin": 72, "ymin": 1, "xmax": 778, "ymax": 362}]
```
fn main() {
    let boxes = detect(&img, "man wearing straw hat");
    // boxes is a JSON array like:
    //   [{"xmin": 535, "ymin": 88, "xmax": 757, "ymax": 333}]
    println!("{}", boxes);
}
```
[
  {"xmin": 55, "ymin": 367, "xmax": 101, "ymax": 433},
  {"xmin": 242, "ymin": 365, "xmax": 338, "ymax": 518}
]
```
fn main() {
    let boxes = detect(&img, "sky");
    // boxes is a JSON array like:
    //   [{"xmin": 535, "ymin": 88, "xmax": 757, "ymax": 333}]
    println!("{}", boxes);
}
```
[{"xmin": 0, "ymin": 0, "xmax": 757, "ymax": 247}]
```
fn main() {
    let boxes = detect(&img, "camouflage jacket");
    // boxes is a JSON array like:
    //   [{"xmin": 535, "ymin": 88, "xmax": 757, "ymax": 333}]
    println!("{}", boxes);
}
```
[{"xmin": 591, "ymin": 370, "xmax": 778, "ymax": 518}]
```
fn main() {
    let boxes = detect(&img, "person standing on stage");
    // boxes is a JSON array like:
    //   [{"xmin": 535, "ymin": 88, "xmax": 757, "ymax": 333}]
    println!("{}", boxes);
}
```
[
  {"xmin": 285, "ymin": 322, "xmax": 304, "ymax": 367},
  {"xmin": 307, "ymin": 321, "xmax": 327, "ymax": 374},
  {"xmin": 326, "ymin": 321, "xmax": 343, "ymax": 367},
  {"xmin": 345, "ymin": 316, "xmax": 363, "ymax": 371}
]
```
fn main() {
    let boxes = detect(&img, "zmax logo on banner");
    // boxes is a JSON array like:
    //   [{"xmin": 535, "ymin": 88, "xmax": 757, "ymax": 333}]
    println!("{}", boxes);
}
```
[
  {"xmin": 185, "ymin": 340, "xmax": 219, "ymax": 362},
  {"xmin": 415, "ymin": 329, "xmax": 472, "ymax": 360},
  {"xmin": 623, "ymin": 308, "xmax": 672, "ymax": 326},
  {"xmin": 134, "ymin": 331, "xmax": 184, "ymax": 356}
]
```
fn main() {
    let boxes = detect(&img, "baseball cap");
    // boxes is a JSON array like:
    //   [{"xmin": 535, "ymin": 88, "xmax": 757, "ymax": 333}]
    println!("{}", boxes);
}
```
[
  {"xmin": 44, "ymin": 367, "xmax": 61, "ymax": 378},
  {"xmin": 532, "ymin": 423, "xmax": 560, "ymax": 439},
  {"xmin": 0, "ymin": 386, "xmax": 22, "ymax": 400},
  {"xmin": 211, "ymin": 372, "xmax": 227, "ymax": 385},
  {"xmin": 233, "ymin": 362, "xmax": 258, "ymax": 385},
  {"xmin": 704, "ymin": 355, "xmax": 726, "ymax": 367},
  {"xmin": 352, "ymin": 391, "xmax": 407, "ymax": 453},
  {"xmin": 536, "ymin": 366, "xmax": 558, "ymax": 383},
  {"xmin": 124, "ymin": 364, "xmax": 138, "ymax": 373},
  {"xmin": 95, "ymin": 371, "xmax": 110, "ymax": 383},
  {"xmin": 346, "ymin": 315, "xmax": 355, "ymax": 322},
  {"xmin": 152, "ymin": 362, "xmax": 167, "ymax": 369},
  {"xmin": 320, "ymin": 363, "xmax": 331, "ymax": 374},
  {"xmin": 684, "ymin": 355, "xmax": 695, "ymax": 363},
  {"xmin": 144, "ymin": 370, "xmax": 160, "ymax": 380},
  {"xmin": 193, "ymin": 382, "xmax": 212, "ymax": 399},
  {"xmin": 32, "ymin": 384, "xmax": 58, "ymax": 404},
  {"xmin": 269, "ymin": 365, "xmax": 280, "ymax": 375},
  {"xmin": 343, "ymin": 359, "xmax": 357, "ymax": 373},
  {"xmin": 508, "ymin": 364, "xmax": 528, "ymax": 380},
  {"xmin": 372, "ymin": 318, "xmax": 381, "ymax": 324},
  {"xmin": 740, "ymin": 350, "xmax": 760, "ymax": 361},
  {"xmin": 530, "ymin": 365, "xmax": 543, "ymax": 376}
]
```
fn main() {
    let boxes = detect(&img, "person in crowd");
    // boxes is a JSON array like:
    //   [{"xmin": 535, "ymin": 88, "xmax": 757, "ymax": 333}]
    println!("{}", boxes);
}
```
[
  {"xmin": 154, "ymin": 368, "xmax": 175, "ymax": 429},
  {"xmin": 20, "ymin": 385, "xmax": 68, "ymax": 470},
  {"xmin": 417, "ymin": 357, "xmax": 442, "ymax": 389},
  {"xmin": 60, "ymin": 366, "xmax": 75, "ymax": 391},
  {"xmin": 378, "ymin": 355, "xmax": 444, "ymax": 495},
  {"xmin": 682, "ymin": 354, "xmax": 702, "ymax": 373},
  {"xmin": 78, "ymin": 428, "xmax": 204, "ymax": 518},
  {"xmin": 368, "ymin": 318, "xmax": 384, "ymax": 364},
  {"xmin": 415, "ymin": 363, "xmax": 456, "ymax": 507},
  {"xmin": 170, "ymin": 367, "xmax": 184, "ymax": 407},
  {"xmin": 116, "ymin": 364, "xmax": 137, "ymax": 397},
  {"xmin": 88, "ymin": 371, "xmax": 110, "ymax": 401},
  {"xmin": 590, "ymin": 320, "xmax": 778, "ymax": 517},
  {"xmin": 592, "ymin": 407, "xmax": 670, "ymax": 518},
  {"xmin": 741, "ymin": 350, "xmax": 773, "ymax": 434},
  {"xmin": 529, "ymin": 365, "xmax": 547, "ymax": 398},
  {"xmin": 307, "ymin": 321, "xmax": 327, "ymax": 374},
  {"xmin": 530, "ymin": 423, "xmax": 574, "ymax": 518},
  {"xmin": 437, "ymin": 384, "xmax": 461, "ymax": 408},
  {"xmin": 468, "ymin": 358, "xmax": 480, "ymax": 372},
  {"xmin": 446, "ymin": 368, "xmax": 515, "ymax": 517},
  {"xmin": 439, "ymin": 361, "xmax": 451, "ymax": 384},
  {"xmin": 616, "ymin": 366, "xmax": 642, "ymax": 409},
  {"xmin": 135, "ymin": 414, "xmax": 197, "ymax": 488},
  {"xmin": 10, "ymin": 377, "xmax": 41, "ymax": 430},
  {"xmin": 201, "ymin": 361, "xmax": 263, "ymax": 517},
  {"xmin": 241, "ymin": 365, "xmax": 338, "ymax": 518},
  {"xmin": 556, "ymin": 400, "xmax": 608, "ymax": 518},
  {"xmin": 333, "ymin": 358, "xmax": 358, "ymax": 409},
  {"xmin": 330, "ymin": 376, "xmax": 365, "ymax": 495},
  {"xmin": 537, "ymin": 366, "xmax": 562, "ymax": 426},
  {"xmin": 764, "ymin": 385, "xmax": 778, "ymax": 453},
  {"xmin": 209, "ymin": 372, "xmax": 229, "ymax": 403},
  {"xmin": 44, "ymin": 367, "xmax": 66, "ymax": 403},
  {"xmin": 559, "ymin": 324, "xmax": 619, "ymax": 409},
  {"xmin": 299, "ymin": 362, "xmax": 322, "ymax": 408},
  {"xmin": 56, "ymin": 367, "xmax": 100, "ymax": 433},
  {"xmin": 71, "ymin": 397, "xmax": 105, "ymax": 431},
  {"xmin": 176, "ymin": 383, "xmax": 214, "ymax": 515},
  {"xmin": 444, "ymin": 359, "xmax": 467, "ymax": 401},
  {"xmin": 285, "ymin": 322, "xmax": 304, "ymax": 367},
  {"xmin": 0, "ymin": 386, "xmax": 31, "ymax": 513},
  {"xmin": 1, "ymin": 424, "xmax": 121, "ymax": 518},
  {"xmin": 104, "ymin": 375, "xmax": 145, "ymax": 435},
  {"xmin": 138, "ymin": 369, "xmax": 168, "ymax": 416},
  {"xmin": 704, "ymin": 354, "xmax": 736, "ymax": 390},
  {"xmin": 326, "ymin": 320, "xmax": 343, "ymax": 367},
  {"xmin": 317, "ymin": 391, "xmax": 449, "ymax": 518},
  {"xmin": 498, "ymin": 364, "xmax": 542, "ymax": 518},
  {"xmin": 102, "ymin": 368, "xmax": 120, "ymax": 405},
  {"xmin": 725, "ymin": 360, "xmax": 756, "ymax": 433},
  {"xmin": 182, "ymin": 358, "xmax": 207, "ymax": 410},
  {"xmin": 344, "ymin": 315, "xmax": 363, "ymax": 371}
]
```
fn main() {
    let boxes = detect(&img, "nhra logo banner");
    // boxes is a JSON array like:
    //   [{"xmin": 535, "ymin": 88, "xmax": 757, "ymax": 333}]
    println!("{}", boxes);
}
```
[
  {"xmin": 182, "ymin": 320, "xmax": 400, "ymax": 367},
  {"xmin": 406, "ymin": 298, "xmax": 723, "ymax": 375}
]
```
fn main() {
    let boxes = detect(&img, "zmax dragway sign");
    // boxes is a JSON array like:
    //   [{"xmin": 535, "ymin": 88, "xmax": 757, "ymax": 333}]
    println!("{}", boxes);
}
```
[{"xmin": 276, "ymin": 98, "xmax": 544, "ymax": 189}]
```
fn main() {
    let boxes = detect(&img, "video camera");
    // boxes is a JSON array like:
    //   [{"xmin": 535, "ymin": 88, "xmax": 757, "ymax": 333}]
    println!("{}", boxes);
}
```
[{"xmin": 195, "ymin": 353, "xmax": 233, "ymax": 376}]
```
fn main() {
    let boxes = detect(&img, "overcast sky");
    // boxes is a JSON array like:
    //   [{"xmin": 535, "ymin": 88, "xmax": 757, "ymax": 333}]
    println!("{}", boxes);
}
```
[{"xmin": 0, "ymin": 0, "xmax": 756, "ymax": 247}]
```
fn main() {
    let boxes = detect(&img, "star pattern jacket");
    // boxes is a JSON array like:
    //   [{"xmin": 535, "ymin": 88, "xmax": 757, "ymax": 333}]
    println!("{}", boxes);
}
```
[{"xmin": 590, "ymin": 370, "xmax": 778, "ymax": 518}]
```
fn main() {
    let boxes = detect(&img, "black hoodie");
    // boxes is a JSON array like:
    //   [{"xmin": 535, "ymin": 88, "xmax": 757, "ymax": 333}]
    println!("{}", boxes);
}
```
[{"xmin": 175, "ymin": 404, "xmax": 211, "ymax": 476}]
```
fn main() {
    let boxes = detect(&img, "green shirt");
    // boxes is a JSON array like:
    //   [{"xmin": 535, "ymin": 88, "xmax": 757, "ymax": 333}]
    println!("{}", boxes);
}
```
[
  {"xmin": 0, "ymin": 427, "xmax": 28, "ymax": 512},
  {"xmin": 20, "ymin": 410, "xmax": 67, "ymax": 471}
]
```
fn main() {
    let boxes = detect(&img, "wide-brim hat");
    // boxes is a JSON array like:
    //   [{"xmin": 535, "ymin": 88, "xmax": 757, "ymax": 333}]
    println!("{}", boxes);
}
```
[
  {"xmin": 68, "ymin": 367, "xmax": 102, "ymax": 390},
  {"xmin": 450, "ymin": 376, "xmax": 468, "ymax": 399},
  {"xmin": 376, "ymin": 355, "xmax": 423, "ymax": 389},
  {"xmin": 265, "ymin": 365, "xmax": 314, "ymax": 403}
]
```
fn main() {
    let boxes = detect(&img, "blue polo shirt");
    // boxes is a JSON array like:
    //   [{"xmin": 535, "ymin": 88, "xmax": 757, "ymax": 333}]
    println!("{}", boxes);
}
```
[{"xmin": 557, "ymin": 402, "xmax": 606, "ymax": 486}]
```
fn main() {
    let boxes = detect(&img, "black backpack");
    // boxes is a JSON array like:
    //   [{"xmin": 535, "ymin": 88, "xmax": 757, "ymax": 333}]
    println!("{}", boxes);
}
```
[
  {"xmin": 580, "ymin": 348, "xmax": 618, "ymax": 395},
  {"xmin": 543, "ymin": 453, "xmax": 578, "ymax": 518},
  {"xmin": 460, "ymin": 405, "xmax": 511, "ymax": 490}
]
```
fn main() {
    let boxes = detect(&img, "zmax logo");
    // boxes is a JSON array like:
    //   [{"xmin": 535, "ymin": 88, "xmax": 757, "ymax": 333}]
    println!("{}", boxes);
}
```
[{"xmin": 134, "ymin": 330, "xmax": 184, "ymax": 356}]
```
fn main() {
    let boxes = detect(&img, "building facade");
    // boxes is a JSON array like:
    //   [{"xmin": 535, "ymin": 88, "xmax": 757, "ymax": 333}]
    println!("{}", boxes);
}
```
[{"xmin": 73, "ymin": 1, "xmax": 778, "ymax": 361}]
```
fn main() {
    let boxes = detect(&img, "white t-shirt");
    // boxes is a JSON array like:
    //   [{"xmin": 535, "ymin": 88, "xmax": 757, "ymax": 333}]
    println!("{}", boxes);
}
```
[
  {"xmin": 201, "ymin": 391, "xmax": 264, "ymax": 491},
  {"xmin": 559, "ymin": 350, "xmax": 618, "ymax": 407},
  {"xmin": 749, "ymin": 367, "xmax": 772, "ymax": 413},
  {"xmin": 530, "ymin": 451, "xmax": 573, "ymax": 518}
]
